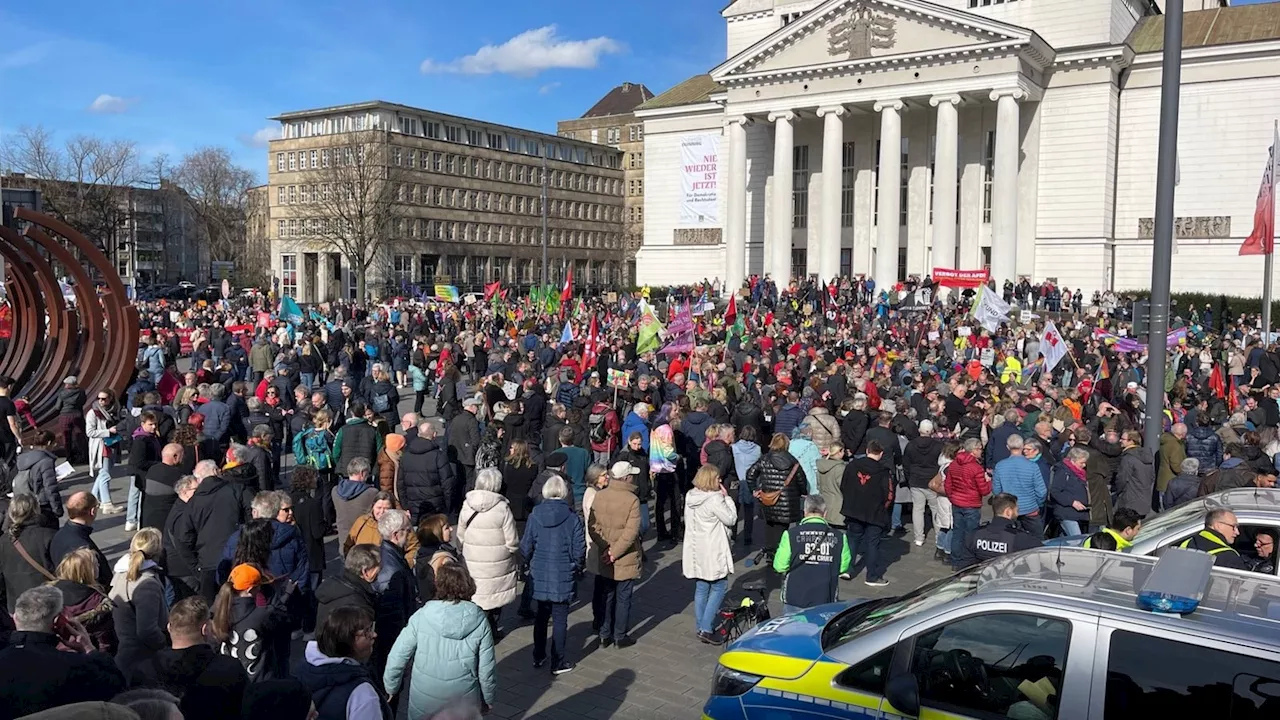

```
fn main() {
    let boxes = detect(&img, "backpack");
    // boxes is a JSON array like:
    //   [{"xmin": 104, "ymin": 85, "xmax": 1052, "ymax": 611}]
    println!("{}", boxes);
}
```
[
  {"xmin": 11, "ymin": 466, "xmax": 33, "ymax": 498},
  {"xmin": 302, "ymin": 429, "xmax": 334, "ymax": 470},
  {"xmin": 588, "ymin": 408, "xmax": 609, "ymax": 444}
]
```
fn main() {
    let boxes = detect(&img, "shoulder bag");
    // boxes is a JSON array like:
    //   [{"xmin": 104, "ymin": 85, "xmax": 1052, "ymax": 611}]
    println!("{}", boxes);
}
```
[{"xmin": 754, "ymin": 463, "xmax": 799, "ymax": 507}]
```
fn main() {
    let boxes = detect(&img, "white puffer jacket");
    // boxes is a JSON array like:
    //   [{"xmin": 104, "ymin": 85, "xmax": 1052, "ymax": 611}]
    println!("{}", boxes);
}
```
[
  {"xmin": 457, "ymin": 489, "xmax": 520, "ymax": 610},
  {"xmin": 682, "ymin": 488, "xmax": 737, "ymax": 582}
]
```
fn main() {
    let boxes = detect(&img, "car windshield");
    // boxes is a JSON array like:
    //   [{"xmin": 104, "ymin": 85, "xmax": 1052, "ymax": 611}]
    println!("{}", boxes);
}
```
[
  {"xmin": 822, "ymin": 569, "xmax": 983, "ymax": 651},
  {"xmin": 1133, "ymin": 498, "xmax": 1209, "ymax": 544}
]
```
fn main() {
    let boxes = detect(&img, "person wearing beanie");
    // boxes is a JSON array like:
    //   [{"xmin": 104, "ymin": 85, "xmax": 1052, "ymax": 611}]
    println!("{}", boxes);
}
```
[
  {"xmin": 211, "ymin": 564, "xmax": 295, "ymax": 683},
  {"xmin": 377, "ymin": 433, "xmax": 406, "ymax": 495}
]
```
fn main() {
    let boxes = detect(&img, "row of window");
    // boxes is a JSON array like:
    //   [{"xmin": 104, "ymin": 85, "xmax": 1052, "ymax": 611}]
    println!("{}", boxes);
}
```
[
  {"xmin": 627, "ymin": 206, "xmax": 644, "ymax": 224},
  {"xmin": 560, "ymin": 124, "xmax": 644, "ymax": 146},
  {"xmin": 283, "ymin": 112, "xmax": 620, "ymax": 169},
  {"xmin": 276, "ymin": 148, "xmax": 622, "ymax": 197},
  {"xmin": 969, "ymin": 0, "xmax": 1019, "ymax": 6},
  {"xmin": 788, "ymin": 131, "xmax": 998, "ymax": 230},
  {"xmin": 277, "ymin": 182, "xmax": 620, "ymax": 223},
  {"xmin": 277, "ymin": 216, "xmax": 620, "ymax": 250}
]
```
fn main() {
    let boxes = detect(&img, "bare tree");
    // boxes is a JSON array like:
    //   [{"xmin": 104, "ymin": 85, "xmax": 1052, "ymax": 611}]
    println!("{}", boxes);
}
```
[
  {"xmin": 299, "ymin": 130, "xmax": 402, "ymax": 301},
  {"xmin": 172, "ymin": 147, "xmax": 255, "ymax": 275},
  {"xmin": 0, "ymin": 125, "xmax": 142, "ymax": 254}
]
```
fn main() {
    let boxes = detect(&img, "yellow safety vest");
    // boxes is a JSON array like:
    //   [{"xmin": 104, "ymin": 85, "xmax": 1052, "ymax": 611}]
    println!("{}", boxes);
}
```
[
  {"xmin": 1179, "ymin": 530, "xmax": 1240, "ymax": 557},
  {"xmin": 1084, "ymin": 527, "xmax": 1133, "ymax": 550}
]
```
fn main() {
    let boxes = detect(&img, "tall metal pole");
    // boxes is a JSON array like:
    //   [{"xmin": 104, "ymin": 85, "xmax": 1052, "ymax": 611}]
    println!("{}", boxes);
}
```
[
  {"xmin": 540, "ymin": 153, "xmax": 549, "ymax": 290},
  {"xmin": 1144, "ymin": 0, "xmax": 1183, "ymax": 452},
  {"xmin": 1265, "ymin": 251, "xmax": 1274, "ymax": 343}
]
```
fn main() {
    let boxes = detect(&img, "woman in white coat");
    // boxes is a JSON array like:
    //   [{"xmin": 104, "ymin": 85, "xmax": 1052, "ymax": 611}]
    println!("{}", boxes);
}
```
[
  {"xmin": 457, "ymin": 467, "xmax": 519, "ymax": 639},
  {"xmin": 682, "ymin": 465, "xmax": 738, "ymax": 645}
]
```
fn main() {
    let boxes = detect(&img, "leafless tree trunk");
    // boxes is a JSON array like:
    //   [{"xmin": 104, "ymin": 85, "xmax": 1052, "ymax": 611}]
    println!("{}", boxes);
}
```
[
  {"xmin": 298, "ymin": 130, "xmax": 402, "ymax": 302},
  {"xmin": 172, "ymin": 147, "xmax": 255, "ymax": 281}
]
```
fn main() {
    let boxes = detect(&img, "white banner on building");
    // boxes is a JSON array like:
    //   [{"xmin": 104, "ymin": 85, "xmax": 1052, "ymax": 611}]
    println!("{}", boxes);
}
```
[{"xmin": 679, "ymin": 134, "xmax": 721, "ymax": 225}]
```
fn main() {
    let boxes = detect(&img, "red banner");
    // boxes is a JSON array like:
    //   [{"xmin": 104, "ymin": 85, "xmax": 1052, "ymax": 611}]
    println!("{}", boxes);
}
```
[
  {"xmin": 176, "ymin": 328, "xmax": 193, "ymax": 356},
  {"xmin": 932, "ymin": 267, "xmax": 990, "ymax": 288}
]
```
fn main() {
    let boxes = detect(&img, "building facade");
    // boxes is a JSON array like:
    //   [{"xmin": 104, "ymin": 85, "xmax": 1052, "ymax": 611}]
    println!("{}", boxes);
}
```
[
  {"xmin": 1, "ymin": 174, "xmax": 206, "ymax": 287},
  {"xmin": 558, "ymin": 82, "xmax": 656, "ymax": 285},
  {"xmin": 637, "ymin": 0, "xmax": 1280, "ymax": 298},
  {"xmin": 267, "ymin": 101, "xmax": 626, "ymax": 303}
]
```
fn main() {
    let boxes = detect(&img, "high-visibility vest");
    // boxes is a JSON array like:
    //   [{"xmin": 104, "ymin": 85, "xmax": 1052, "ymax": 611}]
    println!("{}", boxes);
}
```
[
  {"xmin": 1179, "ymin": 530, "xmax": 1240, "ymax": 557},
  {"xmin": 1084, "ymin": 527, "xmax": 1133, "ymax": 550}
]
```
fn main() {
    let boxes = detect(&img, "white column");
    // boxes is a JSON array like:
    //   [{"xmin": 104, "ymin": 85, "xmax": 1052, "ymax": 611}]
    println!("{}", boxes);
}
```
[
  {"xmin": 725, "ymin": 116, "xmax": 750, "ymax": 293},
  {"xmin": 769, "ymin": 111, "xmax": 795, "ymax": 285},
  {"xmin": 874, "ymin": 99, "xmax": 903, "ymax": 288},
  {"xmin": 817, "ymin": 105, "xmax": 846, "ymax": 283},
  {"xmin": 930, "ymin": 95, "xmax": 960, "ymax": 274},
  {"xmin": 989, "ymin": 89, "xmax": 1024, "ymax": 287}
]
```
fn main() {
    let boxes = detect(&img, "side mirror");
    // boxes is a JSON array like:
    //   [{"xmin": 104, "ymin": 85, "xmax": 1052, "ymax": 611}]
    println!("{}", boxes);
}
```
[{"xmin": 884, "ymin": 673, "xmax": 920, "ymax": 717}]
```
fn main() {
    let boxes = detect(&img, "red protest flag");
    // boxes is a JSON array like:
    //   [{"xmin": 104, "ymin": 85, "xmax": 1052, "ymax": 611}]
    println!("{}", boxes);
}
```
[
  {"xmin": 580, "ymin": 315, "xmax": 599, "ymax": 376},
  {"xmin": 484, "ymin": 281, "xmax": 502, "ymax": 301},
  {"xmin": 560, "ymin": 265, "xmax": 574, "ymax": 304},
  {"xmin": 724, "ymin": 293, "xmax": 737, "ymax": 324},
  {"xmin": 1240, "ymin": 125, "xmax": 1278, "ymax": 255}
]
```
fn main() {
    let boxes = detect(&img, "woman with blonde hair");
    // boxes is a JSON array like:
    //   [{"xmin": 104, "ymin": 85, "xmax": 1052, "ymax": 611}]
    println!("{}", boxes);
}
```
[
  {"xmin": 53, "ymin": 547, "xmax": 117, "ymax": 653},
  {"xmin": 501, "ymin": 439, "xmax": 538, "ymax": 522},
  {"xmin": 682, "ymin": 465, "xmax": 737, "ymax": 644},
  {"xmin": 110, "ymin": 527, "xmax": 172, "ymax": 674},
  {"xmin": 344, "ymin": 490, "xmax": 420, "ymax": 562}
]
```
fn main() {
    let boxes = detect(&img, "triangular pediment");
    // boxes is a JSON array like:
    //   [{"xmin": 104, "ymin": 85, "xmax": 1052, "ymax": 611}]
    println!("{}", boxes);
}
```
[{"xmin": 712, "ymin": 0, "xmax": 1040, "ymax": 81}]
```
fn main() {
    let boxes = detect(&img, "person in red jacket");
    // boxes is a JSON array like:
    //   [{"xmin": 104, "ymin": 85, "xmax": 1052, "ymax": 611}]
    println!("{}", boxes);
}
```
[{"xmin": 944, "ymin": 437, "xmax": 991, "ymax": 570}]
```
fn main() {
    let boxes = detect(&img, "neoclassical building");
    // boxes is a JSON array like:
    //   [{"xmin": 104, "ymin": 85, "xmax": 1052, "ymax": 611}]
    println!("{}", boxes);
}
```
[{"xmin": 635, "ymin": 0, "xmax": 1280, "ymax": 296}]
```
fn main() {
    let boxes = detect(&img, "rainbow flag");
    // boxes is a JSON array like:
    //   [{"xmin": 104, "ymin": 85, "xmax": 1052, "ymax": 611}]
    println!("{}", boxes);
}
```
[{"xmin": 434, "ymin": 285, "xmax": 460, "ymax": 303}]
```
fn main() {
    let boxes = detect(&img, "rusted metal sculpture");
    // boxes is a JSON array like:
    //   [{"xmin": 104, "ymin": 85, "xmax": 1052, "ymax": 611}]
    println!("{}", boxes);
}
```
[{"xmin": 0, "ymin": 209, "xmax": 139, "ymax": 432}]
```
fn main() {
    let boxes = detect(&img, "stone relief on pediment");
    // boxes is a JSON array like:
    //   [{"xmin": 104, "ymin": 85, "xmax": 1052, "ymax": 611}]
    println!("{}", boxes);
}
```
[{"xmin": 828, "ymin": 3, "xmax": 896, "ymax": 60}]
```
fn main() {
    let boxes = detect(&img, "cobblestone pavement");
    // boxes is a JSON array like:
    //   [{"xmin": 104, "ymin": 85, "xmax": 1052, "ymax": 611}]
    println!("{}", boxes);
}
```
[{"xmin": 63, "ymin": 392, "xmax": 962, "ymax": 719}]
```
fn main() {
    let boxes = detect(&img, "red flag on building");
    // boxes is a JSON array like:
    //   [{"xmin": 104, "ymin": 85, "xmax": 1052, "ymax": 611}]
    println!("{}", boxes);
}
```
[
  {"xmin": 1240, "ymin": 123, "xmax": 1278, "ymax": 255},
  {"xmin": 580, "ymin": 315, "xmax": 599, "ymax": 376},
  {"xmin": 724, "ymin": 293, "xmax": 737, "ymax": 324}
]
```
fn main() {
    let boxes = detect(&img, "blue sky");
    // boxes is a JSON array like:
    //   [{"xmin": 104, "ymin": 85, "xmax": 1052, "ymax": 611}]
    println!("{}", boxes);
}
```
[
  {"xmin": 2, "ymin": 0, "xmax": 1276, "ymax": 183},
  {"xmin": 0, "ymin": 0, "xmax": 723, "ymax": 181}
]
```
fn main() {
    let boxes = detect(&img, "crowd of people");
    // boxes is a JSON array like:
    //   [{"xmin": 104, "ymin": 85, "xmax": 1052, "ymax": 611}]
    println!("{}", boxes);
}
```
[{"xmin": 0, "ymin": 270, "xmax": 1276, "ymax": 718}]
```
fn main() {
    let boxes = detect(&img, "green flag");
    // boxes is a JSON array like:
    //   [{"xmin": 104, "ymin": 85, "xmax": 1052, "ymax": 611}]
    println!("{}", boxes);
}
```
[{"xmin": 637, "ymin": 307, "xmax": 663, "ymax": 355}]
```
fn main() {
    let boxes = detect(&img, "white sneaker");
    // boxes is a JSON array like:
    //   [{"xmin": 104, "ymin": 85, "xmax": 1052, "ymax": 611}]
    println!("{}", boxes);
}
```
[
  {"xmin": 124, "ymin": 522, "xmax": 138, "ymax": 532},
  {"xmin": 914, "ymin": 539, "xmax": 925, "ymax": 547},
  {"xmin": 865, "ymin": 578, "xmax": 890, "ymax": 587},
  {"xmin": 99, "ymin": 503, "xmax": 122, "ymax": 516}
]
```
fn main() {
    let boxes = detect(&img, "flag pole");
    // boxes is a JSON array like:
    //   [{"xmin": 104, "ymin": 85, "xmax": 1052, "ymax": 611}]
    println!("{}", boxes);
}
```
[{"xmin": 1267, "ymin": 118, "xmax": 1279, "ymax": 344}]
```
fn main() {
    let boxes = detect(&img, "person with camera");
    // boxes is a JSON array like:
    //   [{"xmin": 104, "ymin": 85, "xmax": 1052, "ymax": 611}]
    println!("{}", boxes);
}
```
[{"xmin": 0, "ymin": 585, "xmax": 125, "ymax": 717}]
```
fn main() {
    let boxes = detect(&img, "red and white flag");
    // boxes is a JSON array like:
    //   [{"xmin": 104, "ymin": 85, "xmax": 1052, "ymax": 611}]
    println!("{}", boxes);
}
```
[
  {"xmin": 1240, "ymin": 121, "xmax": 1279, "ymax": 256},
  {"xmin": 580, "ymin": 315, "xmax": 599, "ymax": 376},
  {"xmin": 560, "ymin": 265, "xmax": 574, "ymax": 304}
]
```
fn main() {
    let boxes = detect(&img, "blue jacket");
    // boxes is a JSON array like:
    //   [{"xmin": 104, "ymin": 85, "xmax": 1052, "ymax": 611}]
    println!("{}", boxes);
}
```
[
  {"xmin": 199, "ymin": 399, "xmax": 232, "ymax": 444},
  {"xmin": 383, "ymin": 600, "xmax": 496, "ymax": 720},
  {"xmin": 1184, "ymin": 424, "xmax": 1223, "ymax": 473},
  {"xmin": 788, "ymin": 437, "xmax": 822, "ymax": 495},
  {"xmin": 774, "ymin": 403, "xmax": 805, "ymax": 438},
  {"xmin": 985, "ymin": 424, "xmax": 1019, "ymax": 467},
  {"xmin": 620, "ymin": 412, "xmax": 650, "ymax": 453},
  {"xmin": 992, "ymin": 455, "xmax": 1048, "ymax": 516},
  {"xmin": 1048, "ymin": 462, "xmax": 1090, "ymax": 524},
  {"xmin": 219, "ymin": 520, "xmax": 308, "ymax": 586},
  {"xmin": 519, "ymin": 499, "xmax": 584, "ymax": 603}
]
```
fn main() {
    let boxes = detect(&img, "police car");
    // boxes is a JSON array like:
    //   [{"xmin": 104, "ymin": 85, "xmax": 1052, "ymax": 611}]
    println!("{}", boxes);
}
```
[
  {"xmin": 703, "ymin": 547, "xmax": 1280, "ymax": 719},
  {"xmin": 1049, "ymin": 488, "xmax": 1280, "ymax": 571}
]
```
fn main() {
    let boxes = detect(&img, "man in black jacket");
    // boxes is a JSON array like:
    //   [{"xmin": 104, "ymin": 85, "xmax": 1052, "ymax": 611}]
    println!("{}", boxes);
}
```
[
  {"xmin": 128, "ymin": 595, "xmax": 248, "ymax": 720},
  {"xmin": 968, "ymin": 493, "xmax": 1043, "ymax": 564},
  {"xmin": 0, "ymin": 585, "xmax": 125, "ymax": 717},
  {"xmin": 315, "ymin": 544, "xmax": 380, "ymax": 629},
  {"xmin": 841, "ymin": 441, "xmax": 894, "ymax": 587},
  {"xmin": 449, "ymin": 398, "xmax": 482, "ymax": 497},
  {"xmin": 371, "ymin": 510, "xmax": 418, "ymax": 679},
  {"xmin": 49, "ymin": 492, "xmax": 112, "ymax": 587},
  {"xmin": 332, "ymin": 400, "xmax": 383, "ymax": 483},
  {"xmin": 840, "ymin": 396, "xmax": 870, "ymax": 456},
  {"xmin": 399, "ymin": 420, "xmax": 456, "ymax": 523},
  {"xmin": 175, "ymin": 460, "xmax": 253, "ymax": 602},
  {"xmin": 164, "ymin": 476, "xmax": 200, "ymax": 598}
]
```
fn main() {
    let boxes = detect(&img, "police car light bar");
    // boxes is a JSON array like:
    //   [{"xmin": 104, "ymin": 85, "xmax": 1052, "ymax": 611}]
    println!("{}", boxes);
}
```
[{"xmin": 1138, "ymin": 548, "xmax": 1216, "ymax": 614}]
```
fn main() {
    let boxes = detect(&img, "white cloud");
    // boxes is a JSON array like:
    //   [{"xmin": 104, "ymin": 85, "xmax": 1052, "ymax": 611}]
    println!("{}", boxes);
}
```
[
  {"xmin": 421, "ymin": 26, "xmax": 623, "ymax": 77},
  {"xmin": 0, "ymin": 42, "xmax": 53, "ymax": 70},
  {"xmin": 538, "ymin": 82, "xmax": 562, "ymax": 95},
  {"xmin": 88, "ymin": 94, "xmax": 133, "ymax": 114},
  {"xmin": 243, "ymin": 125, "xmax": 281, "ymax": 148}
]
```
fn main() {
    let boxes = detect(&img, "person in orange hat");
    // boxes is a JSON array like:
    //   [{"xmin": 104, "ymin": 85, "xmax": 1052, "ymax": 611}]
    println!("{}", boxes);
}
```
[{"xmin": 212, "ymin": 564, "xmax": 295, "ymax": 682}]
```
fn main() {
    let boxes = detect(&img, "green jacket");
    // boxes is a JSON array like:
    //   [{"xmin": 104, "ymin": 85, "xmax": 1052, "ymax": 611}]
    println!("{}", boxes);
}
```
[
  {"xmin": 772, "ymin": 516, "xmax": 852, "ymax": 574},
  {"xmin": 1157, "ymin": 432, "xmax": 1186, "ymax": 492}
]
